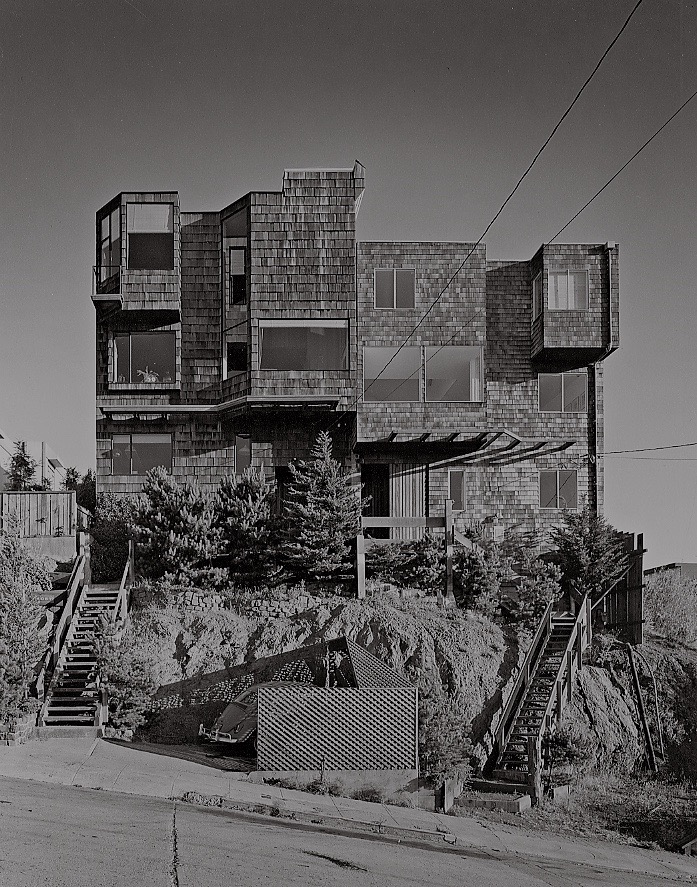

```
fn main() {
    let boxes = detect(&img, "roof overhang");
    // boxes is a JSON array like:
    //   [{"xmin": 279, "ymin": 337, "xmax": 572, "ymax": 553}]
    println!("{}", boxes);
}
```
[{"xmin": 98, "ymin": 394, "xmax": 341, "ymax": 421}]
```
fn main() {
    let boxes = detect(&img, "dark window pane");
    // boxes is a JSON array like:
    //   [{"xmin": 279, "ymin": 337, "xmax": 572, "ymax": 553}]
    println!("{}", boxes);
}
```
[
  {"xmin": 539, "ymin": 471, "xmax": 557, "ymax": 508},
  {"xmin": 449, "ymin": 470, "xmax": 466, "ymax": 511},
  {"xmin": 539, "ymin": 374, "xmax": 562, "ymax": 411},
  {"xmin": 425, "ymin": 346, "xmax": 481, "ymax": 402},
  {"xmin": 558, "ymin": 470, "xmax": 577, "ymax": 508},
  {"xmin": 235, "ymin": 435, "xmax": 251, "ymax": 474},
  {"xmin": 231, "ymin": 275, "xmax": 246, "ymax": 305},
  {"xmin": 569, "ymin": 272, "xmax": 589, "ymax": 309},
  {"xmin": 115, "ymin": 335, "xmax": 130, "ymax": 383},
  {"xmin": 259, "ymin": 325, "xmax": 348, "ymax": 371},
  {"xmin": 364, "ymin": 347, "xmax": 420, "ymax": 401},
  {"xmin": 112, "ymin": 435, "xmax": 131, "ymax": 475},
  {"xmin": 563, "ymin": 373, "xmax": 587, "ymax": 412},
  {"xmin": 375, "ymin": 269, "xmax": 393, "ymax": 308},
  {"xmin": 128, "ymin": 233, "xmax": 174, "ymax": 270},
  {"xmin": 130, "ymin": 434, "xmax": 171, "ymax": 475},
  {"xmin": 227, "ymin": 342, "xmax": 246, "ymax": 374},
  {"xmin": 130, "ymin": 333, "xmax": 175, "ymax": 383},
  {"xmin": 395, "ymin": 269, "xmax": 415, "ymax": 308}
]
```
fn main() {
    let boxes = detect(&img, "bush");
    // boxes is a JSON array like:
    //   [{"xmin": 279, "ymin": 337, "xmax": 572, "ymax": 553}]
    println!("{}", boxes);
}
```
[
  {"xmin": 505, "ymin": 552, "xmax": 562, "ymax": 629},
  {"xmin": 91, "ymin": 493, "xmax": 137, "ymax": 583},
  {"xmin": 365, "ymin": 534, "xmax": 445, "ymax": 595},
  {"xmin": 133, "ymin": 468, "xmax": 218, "ymax": 586},
  {"xmin": 418, "ymin": 674, "xmax": 473, "ymax": 786},
  {"xmin": 0, "ymin": 533, "xmax": 52, "ymax": 721},
  {"xmin": 644, "ymin": 570, "xmax": 697, "ymax": 644},
  {"xmin": 215, "ymin": 468, "xmax": 279, "ymax": 586},
  {"xmin": 452, "ymin": 543, "xmax": 511, "ymax": 616}
]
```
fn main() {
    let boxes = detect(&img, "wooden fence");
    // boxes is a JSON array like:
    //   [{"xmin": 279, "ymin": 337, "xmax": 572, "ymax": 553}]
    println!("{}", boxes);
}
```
[
  {"xmin": 0, "ymin": 491, "xmax": 81, "ymax": 538},
  {"xmin": 597, "ymin": 532, "xmax": 645, "ymax": 645}
]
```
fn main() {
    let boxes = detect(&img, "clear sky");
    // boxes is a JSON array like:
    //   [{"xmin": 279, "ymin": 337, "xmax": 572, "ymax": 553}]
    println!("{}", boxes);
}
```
[{"xmin": 0, "ymin": 0, "xmax": 695, "ymax": 567}]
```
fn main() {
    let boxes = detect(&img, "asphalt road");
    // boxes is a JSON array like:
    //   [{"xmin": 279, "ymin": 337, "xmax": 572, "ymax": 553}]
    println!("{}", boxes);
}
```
[{"xmin": 0, "ymin": 777, "xmax": 688, "ymax": 887}]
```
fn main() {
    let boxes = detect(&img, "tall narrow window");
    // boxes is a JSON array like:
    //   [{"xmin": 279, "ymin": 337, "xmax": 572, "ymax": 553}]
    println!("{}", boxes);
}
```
[
  {"xmin": 449, "ymin": 469, "xmax": 467, "ymax": 511},
  {"xmin": 548, "ymin": 270, "xmax": 589, "ymax": 310},
  {"xmin": 235, "ymin": 434, "xmax": 251, "ymax": 474},
  {"xmin": 425, "ymin": 346, "xmax": 482, "ymax": 402},
  {"xmin": 228, "ymin": 246, "xmax": 246, "ymax": 306},
  {"xmin": 98, "ymin": 206, "xmax": 121, "ymax": 284},
  {"xmin": 127, "ymin": 203, "xmax": 174, "ymax": 270},
  {"xmin": 374, "ymin": 269, "xmax": 415, "ymax": 309},
  {"xmin": 539, "ymin": 470, "xmax": 577, "ymax": 509},
  {"xmin": 259, "ymin": 320, "xmax": 348, "ymax": 371},
  {"xmin": 532, "ymin": 271, "xmax": 542, "ymax": 320},
  {"xmin": 113, "ymin": 332, "xmax": 176, "ymax": 383},
  {"xmin": 226, "ymin": 341, "xmax": 247, "ymax": 375},
  {"xmin": 538, "ymin": 373, "xmax": 587, "ymax": 412},
  {"xmin": 363, "ymin": 346, "xmax": 420, "ymax": 401}
]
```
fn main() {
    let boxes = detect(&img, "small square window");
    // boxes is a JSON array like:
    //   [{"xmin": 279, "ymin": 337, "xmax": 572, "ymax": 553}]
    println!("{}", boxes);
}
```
[
  {"xmin": 538, "ymin": 373, "xmax": 587, "ymax": 413},
  {"xmin": 539, "ymin": 469, "xmax": 577, "ymax": 509},
  {"xmin": 548, "ymin": 270, "xmax": 589, "ymax": 310},
  {"xmin": 374, "ymin": 268, "xmax": 415, "ymax": 309}
]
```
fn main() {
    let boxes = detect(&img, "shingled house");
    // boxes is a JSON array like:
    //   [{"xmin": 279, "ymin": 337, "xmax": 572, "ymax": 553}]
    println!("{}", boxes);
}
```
[{"xmin": 92, "ymin": 163, "xmax": 619, "ymax": 541}]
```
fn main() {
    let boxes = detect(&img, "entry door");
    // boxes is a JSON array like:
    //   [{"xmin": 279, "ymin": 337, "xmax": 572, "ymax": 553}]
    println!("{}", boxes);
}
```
[{"xmin": 361, "ymin": 464, "xmax": 389, "ymax": 539}]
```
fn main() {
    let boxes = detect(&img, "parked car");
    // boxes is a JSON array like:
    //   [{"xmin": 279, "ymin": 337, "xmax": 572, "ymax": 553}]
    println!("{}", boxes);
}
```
[{"xmin": 199, "ymin": 680, "xmax": 313, "ymax": 746}]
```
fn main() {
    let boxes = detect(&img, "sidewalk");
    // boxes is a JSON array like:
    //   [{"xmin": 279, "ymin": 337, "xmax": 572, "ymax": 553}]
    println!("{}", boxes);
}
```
[{"xmin": 0, "ymin": 735, "xmax": 695, "ymax": 882}]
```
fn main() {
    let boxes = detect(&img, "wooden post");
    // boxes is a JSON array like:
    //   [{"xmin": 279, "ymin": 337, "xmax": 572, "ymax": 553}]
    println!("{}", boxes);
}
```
[
  {"xmin": 527, "ymin": 735, "xmax": 543, "ymax": 805},
  {"xmin": 556, "ymin": 679, "xmax": 563, "ymax": 720},
  {"xmin": 566, "ymin": 649, "xmax": 573, "ymax": 702},
  {"xmin": 585, "ymin": 595, "xmax": 592, "ymax": 651},
  {"xmin": 444, "ymin": 498, "xmax": 453, "ymax": 606},
  {"xmin": 356, "ymin": 534, "xmax": 366, "ymax": 600},
  {"xmin": 627, "ymin": 644, "xmax": 658, "ymax": 772}
]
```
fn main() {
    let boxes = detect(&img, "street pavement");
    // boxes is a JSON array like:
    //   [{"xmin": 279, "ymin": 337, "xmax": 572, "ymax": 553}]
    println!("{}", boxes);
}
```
[{"xmin": 0, "ymin": 735, "xmax": 695, "ymax": 884}]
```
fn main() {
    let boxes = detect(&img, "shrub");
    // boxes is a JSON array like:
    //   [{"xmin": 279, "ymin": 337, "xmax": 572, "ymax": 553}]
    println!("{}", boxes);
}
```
[
  {"xmin": 644, "ymin": 570, "xmax": 697, "ymax": 644},
  {"xmin": 418, "ymin": 677, "xmax": 473, "ymax": 786},
  {"xmin": 90, "ymin": 493, "xmax": 137, "ymax": 583},
  {"xmin": 280, "ymin": 432, "xmax": 362, "ymax": 580},
  {"xmin": 452, "ymin": 543, "xmax": 511, "ymax": 616},
  {"xmin": 365, "ymin": 534, "xmax": 445, "ymax": 594},
  {"xmin": 505, "ymin": 552, "xmax": 562, "ymax": 629},
  {"xmin": 0, "ymin": 532, "xmax": 52, "ymax": 721},
  {"xmin": 133, "ymin": 468, "xmax": 218, "ymax": 586},
  {"xmin": 215, "ymin": 468, "xmax": 279, "ymax": 585}
]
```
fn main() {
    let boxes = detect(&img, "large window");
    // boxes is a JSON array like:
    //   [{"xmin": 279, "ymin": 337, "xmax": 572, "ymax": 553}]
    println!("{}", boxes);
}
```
[
  {"xmin": 114, "ymin": 332, "xmax": 176, "ymax": 383},
  {"xmin": 548, "ymin": 270, "xmax": 588, "ymax": 310},
  {"xmin": 259, "ymin": 320, "xmax": 348, "ymax": 371},
  {"xmin": 111, "ymin": 434, "xmax": 172, "ymax": 475},
  {"xmin": 98, "ymin": 206, "xmax": 121, "ymax": 284},
  {"xmin": 127, "ymin": 203, "xmax": 174, "ymax": 270},
  {"xmin": 539, "ymin": 469, "xmax": 577, "ymax": 509},
  {"xmin": 363, "ymin": 346, "xmax": 421, "ymax": 401},
  {"xmin": 374, "ymin": 269, "xmax": 415, "ymax": 309},
  {"xmin": 538, "ymin": 373, "xmax": 587, "ymax": 412},
  {"xmin": 425, "ymin": 346, "xmax": 482, "ymax": 402}
]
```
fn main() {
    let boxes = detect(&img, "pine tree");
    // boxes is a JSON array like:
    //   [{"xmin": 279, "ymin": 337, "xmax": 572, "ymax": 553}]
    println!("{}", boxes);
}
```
[
  {"xmin": 133, "ymin": 467, "xmax": 218, "ymax": 585},
  {"xmin": 215, "ymin": 467, "xmax": 277, "ymax": 584},
  {"xmin": 76, "ymin": 469, "xmax": 97, "ymax": 513},
  {"xmin": 549, "ymin": 504, "xmax": 628, "ymax": 604},
  {"xmin": 7, "ymin": 441, "xmax": 37, "ymax": 491},
  {"xmin": 280, "ymin": 432, "xmax": 361, "ymax": 580}
]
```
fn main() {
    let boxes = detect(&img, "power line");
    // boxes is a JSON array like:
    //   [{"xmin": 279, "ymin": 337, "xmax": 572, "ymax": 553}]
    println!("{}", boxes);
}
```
[
  {"xmin": 603, "ymin": 456, "xmax": 697, "ymax": 462},
  {"xmin": 549, "ymin": 85, "xmax": 697, "ymax": 242},
  {"xmin": 603, "ymin": 441, "xmax": 697, "ymax": 455},
  {"xmin": 343, "ymin": 0, "xmax": 647, "ymax": 415}
]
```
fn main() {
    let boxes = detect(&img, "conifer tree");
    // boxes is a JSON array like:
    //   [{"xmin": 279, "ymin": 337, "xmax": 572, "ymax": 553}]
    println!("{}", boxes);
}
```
[
  {"xmin": 7, "ymin": 441, "xmax": 37, "ymax": 491},
  {"xmin": 280, "ymin": 432, "xmax": 361, "ymax": 580},
  {"xmin": 133, "ymin": 467, "xmax": 218, "ymax": 585},
  {"xmin": 215, "ymin": 467, "xmax": 277, "ymax": 584}
]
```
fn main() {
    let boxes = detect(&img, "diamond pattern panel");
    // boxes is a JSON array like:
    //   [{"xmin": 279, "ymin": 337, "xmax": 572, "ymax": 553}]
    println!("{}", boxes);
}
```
[{"xmin": 257, "ymin": 687, "xmax": 418, "ymax": 771}]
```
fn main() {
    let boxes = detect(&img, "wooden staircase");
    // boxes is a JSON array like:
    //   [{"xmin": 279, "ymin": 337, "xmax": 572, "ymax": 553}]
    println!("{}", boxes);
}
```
[
  {"xmin": 42, "ymin": 583, "xmax": 119, "ymax": 727},
  {"xmin": 490, "ymin": 598, "xmax": 592, "ymax": 800}
]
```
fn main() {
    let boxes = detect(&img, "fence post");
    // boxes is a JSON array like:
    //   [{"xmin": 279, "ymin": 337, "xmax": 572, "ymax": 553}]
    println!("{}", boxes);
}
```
[
  {"xmin": 527, "ymin": 735, "xmax": 543, "ymax": 805},
  {"xmin": 356, "ymin": 534, "xmax": 366, "ymax": 600},
  {"xmin": 444, "ymin": 499, "xmax": 453, "ymax": 605},
  {"xmin": 585, "ymin": 595, "xmax": 592, "ymax": 651}
]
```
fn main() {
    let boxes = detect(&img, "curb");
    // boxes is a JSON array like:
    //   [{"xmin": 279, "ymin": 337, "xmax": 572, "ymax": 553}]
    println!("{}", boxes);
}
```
[{"xmin": 178, "ymin": 792, "xmax": 460, "ymax": 848}]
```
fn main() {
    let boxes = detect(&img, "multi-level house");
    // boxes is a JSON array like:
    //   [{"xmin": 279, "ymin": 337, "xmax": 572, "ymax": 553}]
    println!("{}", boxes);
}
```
[{"xmin": 92, "ymin": 164, "xmax": 619, "ymax": 541}]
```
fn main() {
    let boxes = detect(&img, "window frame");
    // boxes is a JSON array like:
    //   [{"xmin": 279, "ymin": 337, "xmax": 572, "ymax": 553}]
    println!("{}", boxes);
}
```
[
  {"xmin": 539, "ymin": 469, "xmax": 578, "ymax": 510},
  {"xmin": 112, "ymin": 330, "xmax": 177, "ymax": 385},
  {"xmin": 547, "ymin": 269, "xmax": 590, "ymax": 311},
  {"xmin": 362, "ymin": 345, "xmax": 422, "ymax": 402},
  {"xmin": 258, "ymin": 319, "xmax": 349, "ymax": 372},
  {"xmin": 97, "ymin": 205, "xmax": 121, "ymax": 285},
  {"xmin": 532, "ymin": 271, "xmax": 542, "ymax": 320},
  {"xmin": 538, "ymin": 372, "xmax": 587, "ymax": 413},
  {"xmin": 424, "ymin": 345, "xmax": 483, "ymax": 403},
  {"xmin": 110, "ymin": 433, "xmax": 172, "ymax": 476},
  {"xmin": 373, "ymin": 268, "xmax": 416, "ymax": 310}
]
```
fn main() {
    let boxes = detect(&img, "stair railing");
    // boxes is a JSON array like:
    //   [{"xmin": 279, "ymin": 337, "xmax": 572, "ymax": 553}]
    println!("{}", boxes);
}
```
[
  {"xmin": 35, "ymin": 551, "xmax": 87, "ymax": 721},
  {"xmin": 493, "ymin": 599, "xmax": 554, "ymax": 760}
]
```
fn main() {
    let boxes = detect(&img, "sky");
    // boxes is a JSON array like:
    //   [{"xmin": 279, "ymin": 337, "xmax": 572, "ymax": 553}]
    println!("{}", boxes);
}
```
[{"xmin": 0, "ymin": 0, "xmax": 696, "ymax": 568}]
